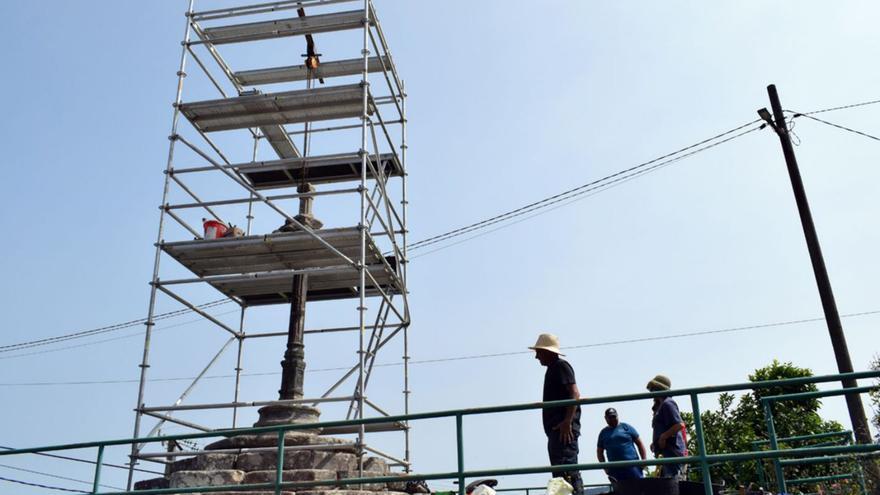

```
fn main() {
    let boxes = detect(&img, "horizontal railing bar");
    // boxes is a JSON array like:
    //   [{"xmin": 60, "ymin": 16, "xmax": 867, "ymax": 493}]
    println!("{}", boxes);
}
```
[
  {"xmin": 142, "ymin": 396, "xmax": 355, "ymax": 413},
  {"xmin": 781, "ymin": 451, "xmax": 880, "ymax": 466},
  {"xmin": 166, "ymin": 188, "xmax": 358, "ymax": 208},
  {"xmin": 761, "ymin": 384, "xmax": 877, "ymax": 403},
  {"xmin": 5, "ymin": 371, "xmax": 879, "ymax": 456},
  {"xmin": 787, "ymin": 473, "xmax": 855, "ymax": 485},
  {"xmin": 95, "ymin": 444, "xmax": 880, "ymax": 495},
  {"xmin": 191, "ymin": 0, "xmax": 358, "ymax": 21},
  {"xmin": 752, "ymin": 430, "xmax": 853, "ymax": 446},
  {"xmin": 136, "ymin": 442, "xmax": 352, "ymax": 459}
]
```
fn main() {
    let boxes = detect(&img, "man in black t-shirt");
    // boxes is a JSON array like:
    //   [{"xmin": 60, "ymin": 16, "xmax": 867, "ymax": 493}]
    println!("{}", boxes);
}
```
[{"xmin": 530, "ymin": 333, "xmax": 583, "ymax": 495}]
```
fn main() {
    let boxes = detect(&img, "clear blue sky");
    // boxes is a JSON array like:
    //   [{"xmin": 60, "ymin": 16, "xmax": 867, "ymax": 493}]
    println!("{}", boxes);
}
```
[{"xmin": 1, "ymin": 1, "xmax": 878, "ymax": 493}]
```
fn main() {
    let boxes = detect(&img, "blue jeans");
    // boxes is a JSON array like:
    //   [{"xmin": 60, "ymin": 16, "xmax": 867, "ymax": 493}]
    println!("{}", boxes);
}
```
[{"xmin": 547, "ymin": 432, "xmax": 583, "ymax": 495}]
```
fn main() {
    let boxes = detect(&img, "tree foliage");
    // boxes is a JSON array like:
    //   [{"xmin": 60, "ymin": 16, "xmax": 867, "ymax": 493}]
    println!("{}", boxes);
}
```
[{"xmin": 682, "ymin": 360, "xmax": 854, "ymax": 493}]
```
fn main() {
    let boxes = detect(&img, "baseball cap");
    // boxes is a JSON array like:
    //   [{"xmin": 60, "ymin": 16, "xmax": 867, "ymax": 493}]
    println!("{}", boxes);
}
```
[{"xmin": 604, "ymin": 407, "xmax": 618, "ymax": 417}]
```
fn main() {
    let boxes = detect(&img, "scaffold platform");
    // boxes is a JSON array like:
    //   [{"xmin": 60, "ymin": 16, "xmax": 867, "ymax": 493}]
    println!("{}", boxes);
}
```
[{"xmin": 235, "ymin": 152, "xmax": 403, "ymax": 189}]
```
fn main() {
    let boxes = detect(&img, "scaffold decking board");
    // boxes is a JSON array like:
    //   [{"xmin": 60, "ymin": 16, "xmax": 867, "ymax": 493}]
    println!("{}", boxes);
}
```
[
  {"xmin": 260, "ymin": 124, "xmax": 300, "ymax": 159},
  {"xmin": 200, "ymin": 10, "xmax": 368, "ymax": 45},
  {"xmin": 179, "ymin": 84, "xmax": 366, "ymax": 132},
  {"xmin": 235, "ymin": 56, "xmax": 390, "ymax": 86},
  {"xmin": 162, "ymin": 227, "xmax": 386, "ymax": 277},
  {"xmin": 238, "ymin": 152, "xmax": 402, "ymax": 189},
  {"xmin": 210, "ymin": 262, "xmax": 400, "ymax": 306}
]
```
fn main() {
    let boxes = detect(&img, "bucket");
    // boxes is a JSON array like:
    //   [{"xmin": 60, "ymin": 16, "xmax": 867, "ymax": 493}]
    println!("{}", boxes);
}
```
[
  {"xmin": 612, "ymin": 477, "xmax": 679, "ymax": 495},
  {"xmin": 203, "ymin": 219, "xmax": 228, "ymax": 239},
  {"xmin": 678, "ymin": 481, "xmax": 722, "ymax": 495}
]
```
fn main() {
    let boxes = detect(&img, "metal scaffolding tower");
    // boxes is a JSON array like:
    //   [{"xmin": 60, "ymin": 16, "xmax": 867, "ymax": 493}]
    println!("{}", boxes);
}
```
[{"xmin": 128, "ymin": 0, "xmax": 409, "ymax": 487}]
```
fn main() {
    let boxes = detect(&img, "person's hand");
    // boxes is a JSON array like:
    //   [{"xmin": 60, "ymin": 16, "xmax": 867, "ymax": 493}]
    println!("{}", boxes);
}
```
[
  {"xmin": 658, "ymin": 433, "xmax": 668, "ymax": 449},
  {"xmin": 553, "ymin": 418, "xmax": 574, "ymax": 443}
]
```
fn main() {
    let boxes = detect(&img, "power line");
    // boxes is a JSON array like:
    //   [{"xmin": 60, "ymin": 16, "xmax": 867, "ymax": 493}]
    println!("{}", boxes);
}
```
[
  {"xmin": 0, "ymin": 475, "xmax": 87, "ymax": 493},
  {"xmin": 2, "ymin": 308, "xmax": 877, "ymax": 388},
  {"xmin": 0, "ymin": 299, "xmax": 232, "ymax": 354},
  {"xmin": 0, "ymin": 462, "xmax": 123, "ymax": 491},
  {"xmin": 791, "ymin": 112, "xmax": 880, "ymax": 143},
  {"xmin": 410, "ymin": 125, "xmax": 761, "ymax": 258},
  {"xmin": 408, "ymin": 120, "xmax": 762, "ymax": 251},
  {"xmin": 0, "ymin": 309, "xmax": 242, "ymax": 361},
  {"xmin": 800, "ymin": 98, "xmax": 880, "ymax": 116},
  {"xmin": 0, "ymin": 446, "xmax": 163, "ymax": 476}
]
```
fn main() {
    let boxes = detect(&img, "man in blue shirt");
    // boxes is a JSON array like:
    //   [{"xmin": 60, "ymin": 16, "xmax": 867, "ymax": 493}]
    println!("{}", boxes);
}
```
[
  {"xmin": 596, "ymin": 408, "xmax": 647, "ymax": 481},
  {"xmin": 647, "ymin": 374, "xmax": 686, "ymax": 479}
]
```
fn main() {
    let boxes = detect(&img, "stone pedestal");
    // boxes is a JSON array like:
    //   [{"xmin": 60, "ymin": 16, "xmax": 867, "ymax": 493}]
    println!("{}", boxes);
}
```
[{"xmin": 254, "ymin": 403, "xmax": 321, "ymax": 428}]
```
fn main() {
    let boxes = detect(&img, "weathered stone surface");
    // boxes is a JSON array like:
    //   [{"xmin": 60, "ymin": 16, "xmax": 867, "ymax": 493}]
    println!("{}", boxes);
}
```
[
  {"xmin": 207, "ymin": 432, "xmax": 354, "ymax": 452},
  {"xmin": 298, "ymin": 490, "xmax": 377, "ymax": 495},
  {"xmin": 237, "ymin": 450, "xmax": 358, "ymax": 472},
  {"xmin": 169, "ymin": 469, "xmax": 245, "ymax": 488},
  {"xmin": 335, "ymin": 469, "xmax": 387, "ymax": 490},
  {"xmin": 385, "ymin": 472, "xmax": 407, "ymax": 492},
  {"xmin": 244, "ymin": 469, "xmax": 338, "ymax": 485},
  {"xmin": 362, "ymin": 457, "xmax": 388, "ymax": 474},
  {"xmin": 134, "ymin": 476, "xmax": 170, "ymax": 490},
  {"xmin": 169, "ymin": 453, "xmax": 238, "ymax": 474},
  {"xmin": 255, "ymin": 404, "xmax": 321, "ymax": 428}
]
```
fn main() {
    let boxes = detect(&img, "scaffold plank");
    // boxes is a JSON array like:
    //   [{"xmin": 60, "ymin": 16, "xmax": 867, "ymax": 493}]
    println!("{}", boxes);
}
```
[
  {"xmin": 260, "ymin": 124, "xmax": 300, "ymax": 159},
  {"xmin": 162, "ymin": 227, "xmax": 384, "ymax": 276},
  {"xmin": 179, "ymin": 84, "xmax": 366, "ymax": 132},
  {"xmin": 200, "ymin": 10, "xmax": 367, "ymax": 45},
  {"xmin": 236, "ymin": 152, "xmax": 402, "ymax": 189},
  {"xmin": 235, "ymin": 56, "xmax": 390, "ymax": 86},
  {"xmin": 210, "ymin": 262, "xmax": 400, "ymax": 305}
]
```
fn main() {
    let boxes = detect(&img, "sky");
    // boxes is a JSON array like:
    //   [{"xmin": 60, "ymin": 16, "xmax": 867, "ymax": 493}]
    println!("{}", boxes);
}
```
[{"xmin": 0, "ymin": 1, "xmax": 879, "ymax": 493}]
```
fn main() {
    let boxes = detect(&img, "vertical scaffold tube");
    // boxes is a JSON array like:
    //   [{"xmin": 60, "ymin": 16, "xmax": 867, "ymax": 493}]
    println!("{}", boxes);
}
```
[
  {"xmin": 127, "ymin": 0, "xmax": 195, "ymax": 490},
  {"xmin": 357, "ymin": 0, "xmax": 371, "ymax": 480},
  {"xmin": 401, "ymin": 79, "xmax": 411, "ymax": 471}
]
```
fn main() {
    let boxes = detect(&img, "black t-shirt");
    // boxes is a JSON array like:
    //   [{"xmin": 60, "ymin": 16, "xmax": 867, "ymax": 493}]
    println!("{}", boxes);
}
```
[{"xmin": 542, "ymin": 358, "xmax": 581, "ymax": 435}]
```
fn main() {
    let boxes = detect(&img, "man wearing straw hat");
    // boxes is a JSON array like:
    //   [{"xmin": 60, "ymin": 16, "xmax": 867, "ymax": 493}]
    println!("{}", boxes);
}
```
[
  {"xmin": 530, "ymin": 333, "xmax": 583, "ymax": 495},
  {"xmin": 647, "ymin": 374, "xmax": 686, "ymax": 479}
]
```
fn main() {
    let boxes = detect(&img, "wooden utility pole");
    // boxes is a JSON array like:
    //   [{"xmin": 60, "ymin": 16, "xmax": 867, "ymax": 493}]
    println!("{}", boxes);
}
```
[{"xmin": 760, "ymin": 84, "xmax": 878, "ymax": 493}]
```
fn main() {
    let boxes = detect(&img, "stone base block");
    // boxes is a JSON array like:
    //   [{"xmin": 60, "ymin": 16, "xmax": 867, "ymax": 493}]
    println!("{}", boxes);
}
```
[
  {"xmin": 244, "ymin": 469, "xmax": 338, "ymax": 485},
  {"xmin": 207, "ymin": 432, "xmax": 354, "ymax": 452},
  {"xmin": 255, "ymin": 403, "xmax": 321, "ymax": 428},
  {"xmin": 237, "ymin": 450, "xmax": 358, "ymax": 472},
  {"xmin": 134, "ymin": 476, "xmax": 170, "ymax": 490},
  {"xmin": 169, "ymin": 453, "xmax": 238, "ymax": 474},
  {"xmin": 170, "ymin": 469, "xmax": 245, "ymax": 489},
  {"xmin": 336, "ymin": 470, "xmax": 386, "ymax": 490}
]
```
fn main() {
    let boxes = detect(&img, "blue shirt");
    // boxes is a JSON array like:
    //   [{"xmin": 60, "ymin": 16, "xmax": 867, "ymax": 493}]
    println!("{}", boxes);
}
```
[
  {"xmin": 651, "ymin": 398, "xmax": 685, "ymax": 457},
  {"xmin": 597, "ymin": 422, "xmax": 640, "ymax": 461}
]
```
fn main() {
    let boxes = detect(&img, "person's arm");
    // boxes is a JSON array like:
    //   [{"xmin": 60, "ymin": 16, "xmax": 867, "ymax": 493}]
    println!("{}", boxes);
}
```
[
  {"xmin": 554, "ymin": 383, "xmax": 580, "ymax": 442},
  {"xmin": 658, "ymin": 422, "xmax": 683, "ymax": 449},
  {"xmin": 634, "ymin": 436, "xmax": 647, "ymax": 460},
  {"xmin": 597, "ymin": 448, "xmax": 606, "ymax": 463}
]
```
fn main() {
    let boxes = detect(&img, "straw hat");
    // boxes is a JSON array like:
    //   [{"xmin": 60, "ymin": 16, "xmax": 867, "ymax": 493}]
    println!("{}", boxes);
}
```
[
  {"xmin": 647, "ymin": 374, "xmax": 672, "ymax": 391},
  {"xmin": 528, "ymin": 333, "xmax": 564, "ymax": 356}
]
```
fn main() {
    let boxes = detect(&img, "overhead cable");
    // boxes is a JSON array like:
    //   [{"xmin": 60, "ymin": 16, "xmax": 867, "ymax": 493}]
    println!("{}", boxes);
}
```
[
  {"xmin": 1, "ymin": 308, "xmax": 876, "ymax": 387},
  {"xmin": 0, "ymin": 475, "xmax": 87, "ymax": 493},
  {"xmin": 0, "ymin": 446, "xmax": 163, "ymax": 476},
  {"xmin": 791, "ymin": 112, "xmax": 880, "ymax": 143},
  {"xmin": 408, "ymin": 120, "xmax": 762, "ymax": 251},
  {"xmin": 0, "ymin": 299, "xmax": 232, "ymax": 353},
  {"xmin": 0, "ymin": 462, "xmax": 123, "ymax": 491}
]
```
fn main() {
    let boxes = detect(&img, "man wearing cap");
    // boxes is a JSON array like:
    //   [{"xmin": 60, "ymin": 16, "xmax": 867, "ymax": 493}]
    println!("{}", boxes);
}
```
[
  {"xmin": 647, "ymin": 374, "xmax": 686, "ymax": 479},
  {"xmin": 530, "ymin": 333, "xmax": 583, "ymax": 495},
  {"xmin": 597, "ymin": 408, "xmax": 647, "ymax": 481}
]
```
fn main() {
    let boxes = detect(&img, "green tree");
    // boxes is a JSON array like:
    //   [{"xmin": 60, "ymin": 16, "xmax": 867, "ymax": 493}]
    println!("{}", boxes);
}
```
[{"xmin": 682, "ymin": 360, "xmax": 854, "ymax": 493}]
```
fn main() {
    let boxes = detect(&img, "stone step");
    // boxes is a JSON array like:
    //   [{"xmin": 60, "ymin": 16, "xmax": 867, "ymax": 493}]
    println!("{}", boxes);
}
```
[
  {"xmin": 244, "ymin": 468, "xmax": 338, "ymax": 485},
  {"xmin": 170, "ymin": 453, "xmax": 238, "ymax": 474},
  {"xmin": 237, "ymin": 450, "xmax": 358, "ymax": 472},
  {"xmin": 170, "ymin": 470, "xmax": 245, "ymax": 489},
  {"xmin": 207, "ymin": 431, "xmax": 355, "ymax": 452}
]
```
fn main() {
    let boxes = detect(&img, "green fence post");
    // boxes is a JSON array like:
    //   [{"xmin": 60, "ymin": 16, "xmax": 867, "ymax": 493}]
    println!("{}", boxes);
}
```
[
  {"xmin": 690, "ymin": 394, "xmax": 713, "ymax": 495},
  {"xmin": 92, "ymin": 445, "xmax": 105, "ymax": 494},
  {"xmin": 456, "ymin": 413, "xmax": 465, "ymax": 495},
  {"xmin": 762, "ymin": 400, "xmax": 786, "ymax": 494},
  {"xmin": 276, "ymin": 429, "xmax": 285, "ymax": 495}
]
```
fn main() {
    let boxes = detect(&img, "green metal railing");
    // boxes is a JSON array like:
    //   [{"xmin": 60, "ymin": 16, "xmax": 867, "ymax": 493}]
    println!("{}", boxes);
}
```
[
  {"xmin": 762, "ymin": 386, "xmax": 879, "ymax": 495},
  {"xmin": 1, "ymin": 371, "xmax": 878, "ymax": 495},
  {"xmin": 753, "ymin": 431, "xmax": 855, "ymax": 490}
]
